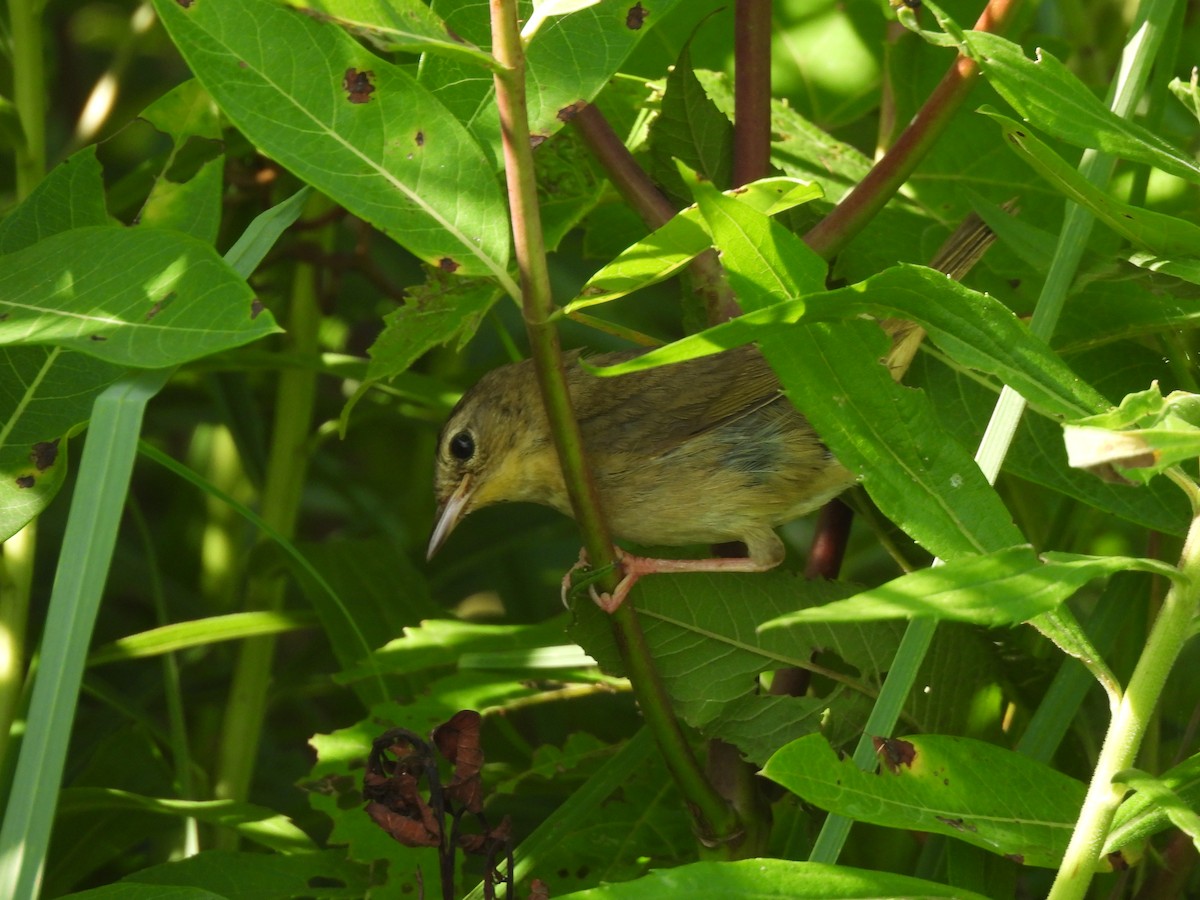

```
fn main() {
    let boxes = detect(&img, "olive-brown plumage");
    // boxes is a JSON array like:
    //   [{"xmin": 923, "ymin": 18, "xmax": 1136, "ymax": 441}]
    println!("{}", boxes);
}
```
[{"xmin": 428, "ymin": 345, "xmax": 856, "ymax": 607}]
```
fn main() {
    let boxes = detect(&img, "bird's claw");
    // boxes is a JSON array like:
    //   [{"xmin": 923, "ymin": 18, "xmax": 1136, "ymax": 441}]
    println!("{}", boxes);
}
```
[{"xmin": 560, "ymin": 548, "xmax": 633, "ymax": 613}]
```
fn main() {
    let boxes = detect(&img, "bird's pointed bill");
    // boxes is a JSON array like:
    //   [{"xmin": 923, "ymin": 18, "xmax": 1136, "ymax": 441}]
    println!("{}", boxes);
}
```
[{"xmin": 427, "ymin": 476, "xmax": 472, "ymax": 559}]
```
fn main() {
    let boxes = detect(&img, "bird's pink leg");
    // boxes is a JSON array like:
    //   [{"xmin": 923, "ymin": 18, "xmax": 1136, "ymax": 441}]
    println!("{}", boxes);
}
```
[{"xmin": 562, "ymin": 547, "xmax": 779, "ymax": 613}]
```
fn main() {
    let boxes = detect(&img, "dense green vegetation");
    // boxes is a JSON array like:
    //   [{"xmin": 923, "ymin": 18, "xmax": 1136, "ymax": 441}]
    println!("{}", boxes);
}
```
[{"xmin": 2, "ymin": 0, "xmax": 1200, "ymax": 897}]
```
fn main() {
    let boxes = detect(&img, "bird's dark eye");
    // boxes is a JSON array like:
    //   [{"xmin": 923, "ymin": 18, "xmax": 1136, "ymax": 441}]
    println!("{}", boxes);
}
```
[{"xmin": 448, "ymin": 431, "xmax": 475, "ymax": 461}]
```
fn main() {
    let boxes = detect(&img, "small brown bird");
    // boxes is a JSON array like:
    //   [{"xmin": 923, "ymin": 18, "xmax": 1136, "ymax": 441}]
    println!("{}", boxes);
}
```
[{"xmin": 427, "ymin": 344, "xmax": 856, "ymax": 611}]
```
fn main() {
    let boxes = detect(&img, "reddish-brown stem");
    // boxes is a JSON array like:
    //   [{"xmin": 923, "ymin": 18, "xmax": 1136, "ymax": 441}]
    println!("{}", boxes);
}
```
[
  {"xmin": 804, "ymin": 500, "xmax": 854, "ymax": 579},
  {"xmin": 732, "ymin": 0, "xmax": 773, "ymax": 187},
  {"xmin": 572, "ymin": 104, "xmax": 677, "ymax": 227},
  {"xmin": 803, "ymin": 0, "xmax": 1023, "ymax": 260},
  {"xmin": 572, "ymin": 104, "xmax": 737, "ymax": 323}
]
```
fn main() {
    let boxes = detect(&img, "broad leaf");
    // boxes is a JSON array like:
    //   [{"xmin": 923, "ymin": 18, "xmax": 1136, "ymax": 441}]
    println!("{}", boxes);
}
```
[
  {"xmin": 557, "ymin": 858, "xmax": 990, "ymax": 899},
  {"xmin": 759, "ymin": 545, "xmax": 1178, "ymax": 628},
  {"xmin": 0, "ymin": 225, "xmax": 278, "ymax": 368},
  {"xmin": 1064, "ymin": 384, "xmax": 1200, "ymax": 484},
  {"xmin": 283, "ymin": 0, "xmax": 498, "ymax": 67},
  {"xmin": 565, "ymin": 177, "xmax": 821, "ymax": 313},
  {"xmin": 0, "ymin": 151, "xmax": 123, "ymax": 539},
  {"xmin": 763, "ymin": 733, "xmax": 1087, "ymax": 869},
  {"xmin": 422, "ymin": 0, "xmax": 682, "ymax": 162},
  {"xmin": 154, "ymin": 0, "xmax": 511, "ymax": 278},
  {"xmin": 984, "ymin": 109, "xmax": 1200, "ymax": 257},
  {"xmin": 592, "ymin": 266, "xmax": 1106, "ymax": 420},
  {"xmin": 966, "ymin": 32, "xmax": 1200, "ymax": 184},
  {"xmin": 570, "ymin": 570, "xmax": 905, "ymax": 764}
]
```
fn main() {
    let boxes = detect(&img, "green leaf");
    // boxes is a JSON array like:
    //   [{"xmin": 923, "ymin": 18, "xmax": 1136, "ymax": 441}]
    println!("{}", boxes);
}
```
[
  {"xmin": 648, "ymin": 42, "xmax": 733, "ymax": 200},
  {"xmin": 115, "ymin": 849, "xmax": 371, "ymax": 899},
  {"xmin": 365, "ymin": 277, "xmax": 501, "ymax": 382},
  {"xmin": 983, "ymin": 109, "xmax": 1200, "ymax": 257},
  {"xmin": 56, "ymin": 788, "xmax": 315, "ymax": 853},
  {"xmin": 1055, "ymin": 266, "xmax": 1200, "ymax": 352},
  {"xmin": 965, "ymin": 32, "xmax": 1200, "ymax": 184},
  {"xmin": 0, "ymin": 370, "xmax": 172, "ymax": 900},
  {"xmin": 0, "ymin": 377, "xmax": 77, "ymax": 542},
  {"xmin": 0, "ymin": 149, "xmax": 126, "ymax": 539},
  {"xmin": 1026, "ymin": 606, "xmax": 1121, "ymax": 702},
  {"xmin": 557, "ymin": 858, "xmax": 990, "ymax": 899},
  {"xmin": 0, "ymin": 225, "xmax": 279, "ymax": 367},
  {"xmin": 1169, "ymin": 71, "xmax": 1200, "ymax": 122},
  {"xmin": 1112, "ymin": 769, "xmax": 1200, "ymax": 851},
  {"xmin": 422, "ymin": 0, "xmax": 682, "ymax": 161},
  {"xmin": 1064, "ymin": 384, "xmax": 1200, "ymax": 484},
  {"xmin": 907, "ymin": 351, "xmax": 1189, "ymax": 536},
  {"xmin": 154, "ymin": 0, "xmax": 511, "ymax": 279},
  {"xmin": 759, "ymin": 545, "xmax": 1178, "ymax": 628},
  {"xmin": 1107, "ymin": 752, "xmax": 1200, "ymax": 854},
  {"xmin": 570, "ymin": 571, "xmax": 904, "ymax": 764},
  {"xmin": 591, "ymin": 265, "xmax": 1105, "ymax": 420},
  {"xmin": 137, "ymin": 80, "xmax": 225, "ymax": 243},
  {"xmin": 565, "ymin": 177, "xmax": 821, "ymax": 314},
  {"xmin": 775, "ymin": 322, "xmax": 1024, "ymax": 560},
  {"xmin": 690, "ymin": 173, "xmax": 827, "ymax": 306},
  {"xmin": 283, "ymin": 0, "xmax": 499, "ymax": 67},
  {"xmin": 0, "ymin": 146, "xmax": 110, "ymax": 254},
  {"xmin": 223, "ymin": 187, "xmax": 313, "ymax": 279},
  {"xmin": 1125, "ymin": 252, "xmax": 1200, "ymax": 286},
  {"xmin": 763, "ymin": 733, "xmax": 1087, "ymax": 869},
  {"xmin": 337, "ymin": 617, "xmax": 579, "ymax": 683},
  {"xmin": 87, "ymin": 611, "xmax": 318, "ymax": 667}
]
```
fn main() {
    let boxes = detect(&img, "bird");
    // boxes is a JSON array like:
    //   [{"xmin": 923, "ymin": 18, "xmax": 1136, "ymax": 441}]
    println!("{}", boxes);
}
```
[{"xmin": 427, "ymin": 344, "xmax": 857, "ymax": 611}]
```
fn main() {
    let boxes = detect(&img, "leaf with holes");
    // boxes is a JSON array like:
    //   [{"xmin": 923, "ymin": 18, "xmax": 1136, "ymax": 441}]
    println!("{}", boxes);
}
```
[{"xmin": 154, "ymin": 0, "xmax": 511, "ymax": 279}]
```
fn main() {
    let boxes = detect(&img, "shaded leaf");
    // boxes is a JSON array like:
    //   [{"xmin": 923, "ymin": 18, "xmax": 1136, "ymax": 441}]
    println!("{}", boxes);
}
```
[{"xmin": 557, "ymin": 858, "xmax": 990, "ymax": 899}]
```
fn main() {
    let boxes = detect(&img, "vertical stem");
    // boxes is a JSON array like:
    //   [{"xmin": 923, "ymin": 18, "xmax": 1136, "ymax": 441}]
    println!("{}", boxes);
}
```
[
  {"xmin": 1, "ymin": 0, "xmax": 47, "ymax": 795},
  {"xmin": 732, "ymin": 0, "xmax": 773, "ymax": 188},
  {"xmin": 214, "ymin": 206, "xmax": 325, "ymax": 809},
  {"xmin": 1048, "ymin": 483, "xmax": 1200, "ymax": 899},
  {"xmin": 11, "ymin": 0, "xmax": 47, "ymax": 198},
  {"xmin": 489, "ymin": 0, "xmax": 740, "ymax": 848}
]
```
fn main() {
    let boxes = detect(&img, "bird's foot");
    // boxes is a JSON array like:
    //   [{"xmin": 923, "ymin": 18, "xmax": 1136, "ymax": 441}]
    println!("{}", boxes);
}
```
[
  {"xmin": 560, "ymin": 548, "xmax": 631, "ymax": 613},
  {"xmin": 562, "ymin": 547, "xmax": 780, "ymax": 613}
]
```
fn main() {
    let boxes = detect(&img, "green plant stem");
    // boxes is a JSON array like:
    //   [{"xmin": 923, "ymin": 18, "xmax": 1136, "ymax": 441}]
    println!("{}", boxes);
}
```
[
  {"xmin": 2, "ymin": 0, "xmax": 47, "ymax": 806},
  {"xmin": 490, "ymin": 0, "xmax": 740, "ymax": 849},
  {"xmin": 11, "ymin": 0, "xmax": 46, "ymax": 198},
  {"xmin": 129, "ymin": 498, "xmax": 199, "ymax": 853},
  {"xmin": 0, "ymin": 527, "xmax": 32, "ymax": 775},
  {"xmin": 802, "ymin": 0, "xmax": 1022, "ymax": 259},
  {"xmin": 214, "ymin": 205, "xmax": 325, "ymax": 809},
  {"xmin": 1048, "ymin": 476, "xmax": 1200, "ymax": 899}
]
